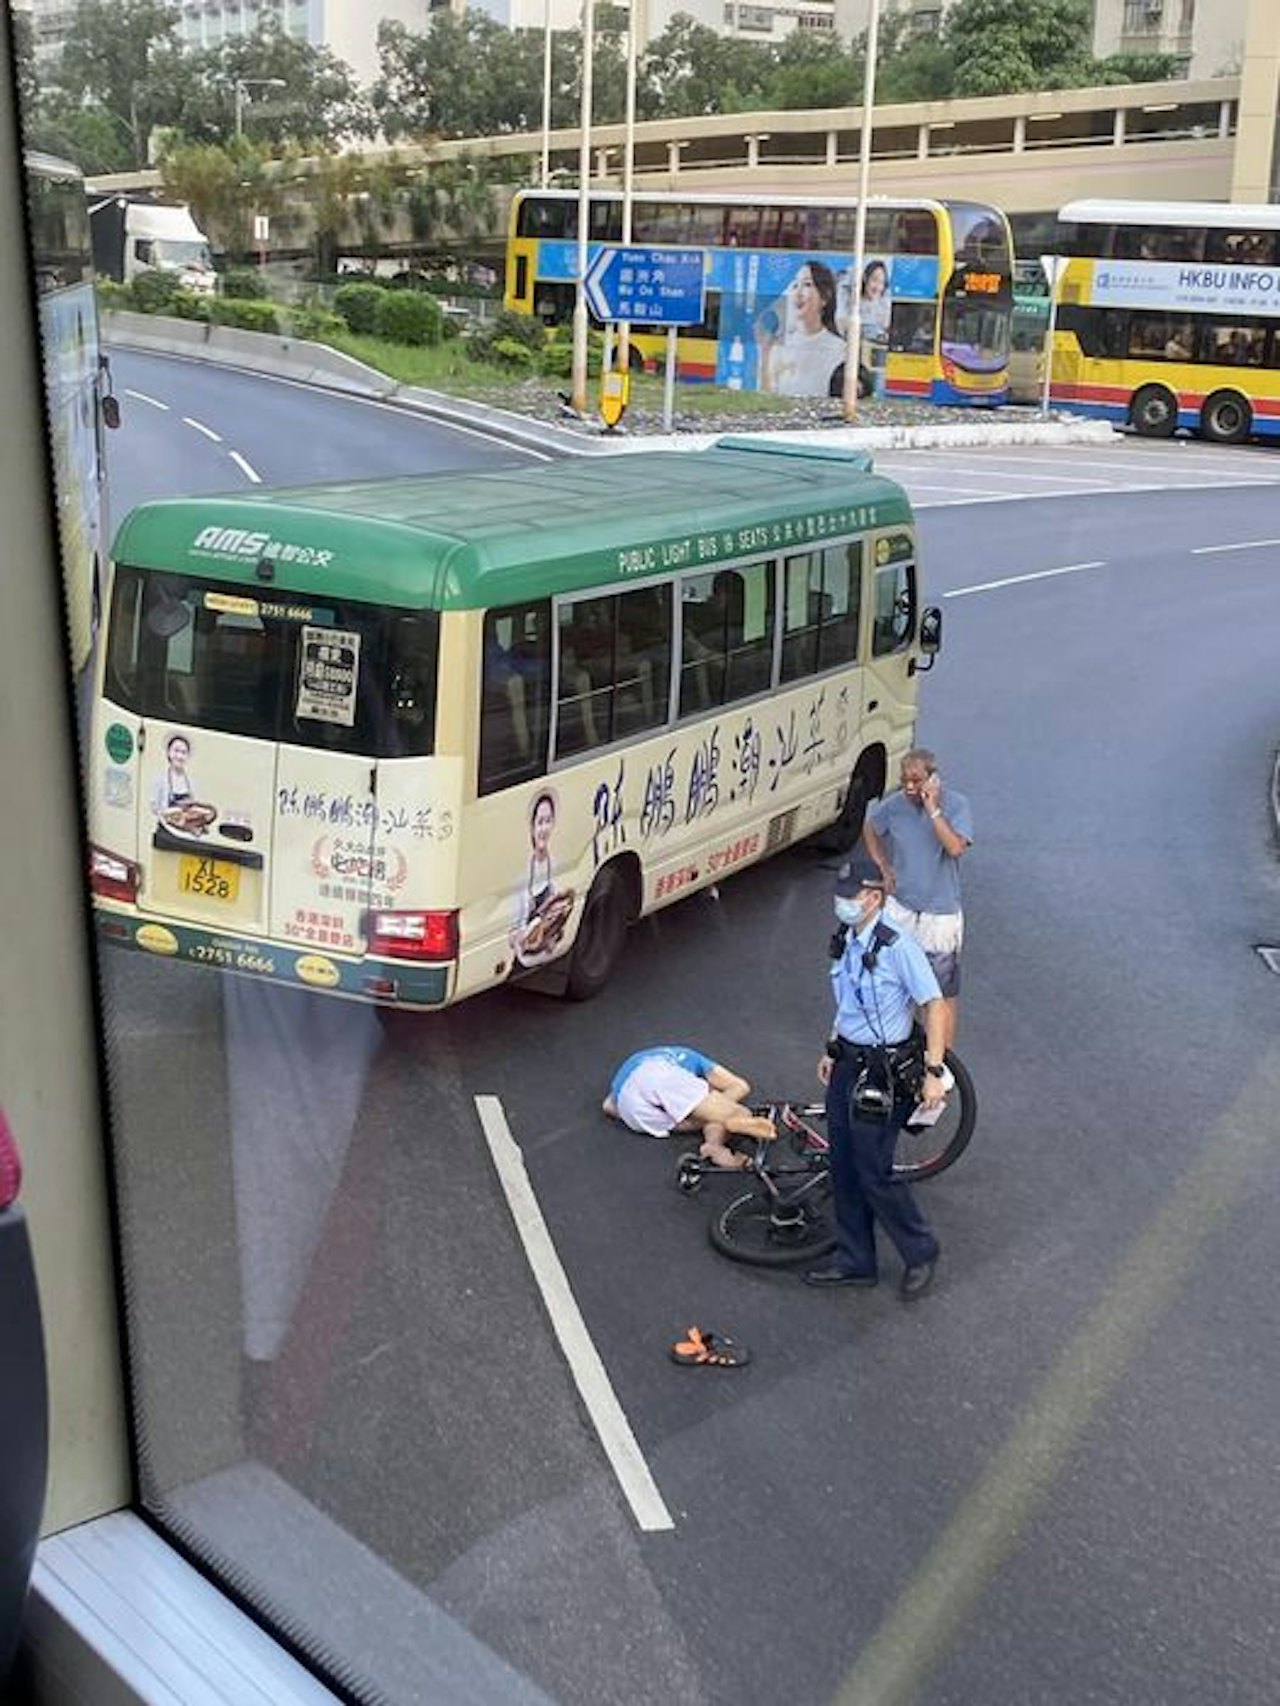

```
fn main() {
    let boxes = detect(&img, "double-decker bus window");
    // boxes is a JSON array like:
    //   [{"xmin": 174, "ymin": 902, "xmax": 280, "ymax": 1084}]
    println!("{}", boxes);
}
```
[
  {"xmin": 1206, "ymin": 229, "xmax": 1279, "ymax": 264},
  {"xmin": 889, "ymin": 301, "xmax": 936, "ymax": 354},
  {"xmin": 893, "ymin": 211, "xmax": 938, "ymax": 255},
  {"xmin": 480, "ymin": 601, "xmax": 551, "ymax": 794},
  {"xmin": 1128, "ymin": 313, "xmax": 1196, "ymax": 361},
  {"xmin": 1210, "ymin": 323, "xmax": 1267, "ymax": 367},
  {"xmin": 725, "ymin": 206, "xmax": 760, "ymax": 247}
]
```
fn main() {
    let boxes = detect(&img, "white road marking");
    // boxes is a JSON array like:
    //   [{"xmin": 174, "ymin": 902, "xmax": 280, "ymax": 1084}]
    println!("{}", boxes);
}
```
[
  {"xmin": 890, "ymin": 462, "xmax": 1115, "ymax": 487},
  {"xmin": 182, "ymin": 416, "xmax": 222, "ymax": 443},
  {"xmin": 123, "ymin": 389, "xmax": 169, "ymax": 410},
  {"xmin": 1190, "ymin": 538, "xmax": 1280, "ymax": 555},
  {"xmin": 228, "ymin": 450, "xmax": 261, "ymax": 483},
  {"xmin": 945, "ymin": 560, "xmax": 1105, "ymax": 598},
  {"xmin": 115, "ymin": 349, "xmax": 552, "ymax": 459},
  {"xmin": 474, "ymin": 1094, "xmax": 675, "ymax": 1534}
]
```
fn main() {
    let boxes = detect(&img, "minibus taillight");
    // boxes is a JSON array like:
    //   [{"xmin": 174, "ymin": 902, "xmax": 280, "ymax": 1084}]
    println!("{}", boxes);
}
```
[
  {"xmin": 369, "ymin": 909, "xmax": 458, "ymax": 962},
  {"xmin": 90, "ymin": 845, "xmax": 140, "ymax": 904}
]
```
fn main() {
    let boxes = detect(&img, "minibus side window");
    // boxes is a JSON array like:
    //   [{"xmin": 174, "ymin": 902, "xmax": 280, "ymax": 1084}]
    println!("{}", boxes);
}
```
[{"xmin": 479, "ymin": 601, "xmax": 551, "ymax": 795}]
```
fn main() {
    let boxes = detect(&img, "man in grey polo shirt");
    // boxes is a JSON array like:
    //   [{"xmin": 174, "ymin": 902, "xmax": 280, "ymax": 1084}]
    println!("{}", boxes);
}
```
[{"xmin": 862, "ymin": 747, "xmax": 973, "ymax": 1052}]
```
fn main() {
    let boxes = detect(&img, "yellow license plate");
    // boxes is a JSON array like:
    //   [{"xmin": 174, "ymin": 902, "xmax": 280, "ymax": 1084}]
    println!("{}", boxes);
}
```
[{"xmin": 178, "ymin": 854, "xmax": 241, "ymax": 904}]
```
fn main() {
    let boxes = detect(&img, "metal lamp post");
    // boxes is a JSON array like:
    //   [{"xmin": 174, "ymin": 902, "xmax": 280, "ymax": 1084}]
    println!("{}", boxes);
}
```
[
  {"xmin": 842, "ymin": 0, "xmax": 881, "ymax": 423},
  {"xmin": 233, "ymin": 77, "xmax": 287, "ymax": 139},
  {"xmin": 570, "ymin": 0, "xmax": 596, "ymax": 415}
]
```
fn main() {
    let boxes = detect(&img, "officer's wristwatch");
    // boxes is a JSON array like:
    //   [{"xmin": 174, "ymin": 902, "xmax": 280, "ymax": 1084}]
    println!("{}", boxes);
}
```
[{"xmin": 924, "ymin": 1061, "xmax": 946, "ymax": 1078}]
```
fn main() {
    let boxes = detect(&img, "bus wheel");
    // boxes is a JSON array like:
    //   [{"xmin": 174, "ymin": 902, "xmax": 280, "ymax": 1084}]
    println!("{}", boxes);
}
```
[
  {"xmin": 1200, "ymin": 391, "xmax": 1252, "ymax": 446},
  {"xmin": 565, "ymin": 865, "xmax": 633, "ymax": 1000},
  {"xmin": 1129, "ymin": 385, "xmax": 1178, "ymax": 438},
  {"xmin": 627, "ymin": 345, "xmax": 644, "ymax": 373}
]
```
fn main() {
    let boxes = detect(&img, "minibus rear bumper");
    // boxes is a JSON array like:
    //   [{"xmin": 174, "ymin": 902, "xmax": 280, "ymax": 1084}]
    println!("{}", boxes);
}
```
[{"xmin": 93, "ymin": 906, "xmax": 451, "ymax": 1007}]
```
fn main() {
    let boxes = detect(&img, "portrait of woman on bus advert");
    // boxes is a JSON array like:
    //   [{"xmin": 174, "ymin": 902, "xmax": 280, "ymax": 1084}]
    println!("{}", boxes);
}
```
[{"xmin": 510, "ymin": 789, "xmax": 575, "ymax": 968}]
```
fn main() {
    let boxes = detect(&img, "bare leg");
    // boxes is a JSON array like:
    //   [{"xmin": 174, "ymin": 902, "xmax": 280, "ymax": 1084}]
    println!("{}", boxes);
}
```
[
  {"xmin": 696, "ymin": 1120, "xmax": 749, "ymax": 1169},
  {"xmin": 705, "ymin": 1065, "xmax": 750, "ymax": 1104},
  {"xmin": 691, "ymin": 1089, "xmax": 775, "ymax": 1142}
]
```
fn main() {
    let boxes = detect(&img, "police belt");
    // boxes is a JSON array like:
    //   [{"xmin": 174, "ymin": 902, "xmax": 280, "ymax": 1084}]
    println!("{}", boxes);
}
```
[{"xmin": 829, "ymin": 1031, "xmax": 922, "ymax": 1069}]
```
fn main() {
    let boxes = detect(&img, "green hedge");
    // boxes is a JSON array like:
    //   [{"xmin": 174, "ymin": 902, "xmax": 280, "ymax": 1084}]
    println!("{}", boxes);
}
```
[
  {"xmin": 208, "ymin": 298, "xmax": 282, "ymax": 334},
  {"xmin": 375, "ymin": 289, "xmax": 444, "ymax": 347},
  {"xmin": 333, "ymin": 281, "xmax": 386, "ymax": 335},
  {"xmin": 220, "ymin": 268, "xmax": 269, "ymax": 301}
]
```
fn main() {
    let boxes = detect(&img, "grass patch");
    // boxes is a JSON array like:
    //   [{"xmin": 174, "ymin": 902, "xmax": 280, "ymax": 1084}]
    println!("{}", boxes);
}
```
[
  {"xmin": 322, "ymin": 329, "xmax": 491, "ymax": 390},
  {"xmin": 319, "ymin": 328, "xmax": 806, "ymax": 418}
]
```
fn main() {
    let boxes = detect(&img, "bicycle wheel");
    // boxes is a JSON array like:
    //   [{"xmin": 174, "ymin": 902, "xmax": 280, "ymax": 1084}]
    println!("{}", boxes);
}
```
[
  {"xmin": 708, "ymin": 1177, "xmax": 836, "ymax": 1268},
  {"xmin": 892, "ymin": 1050, "xmax": 977, "ymax": 1182}
]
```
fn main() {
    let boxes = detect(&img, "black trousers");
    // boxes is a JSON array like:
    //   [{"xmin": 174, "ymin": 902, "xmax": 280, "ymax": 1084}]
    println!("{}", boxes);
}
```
[{"xmin": 825, "ymin": 1055, "xmax": 939, "ymax": 1277}]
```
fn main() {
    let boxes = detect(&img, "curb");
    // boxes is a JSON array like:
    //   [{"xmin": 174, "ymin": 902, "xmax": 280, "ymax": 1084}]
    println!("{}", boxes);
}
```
[{"xmin": 104, "ymin": 312, "xmax": 1117, "ymax": 457}]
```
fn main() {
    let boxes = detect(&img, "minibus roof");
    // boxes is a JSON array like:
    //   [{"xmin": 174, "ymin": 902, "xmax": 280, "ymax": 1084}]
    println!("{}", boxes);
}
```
[{"xmin": 110, "ymin": 440, "xmax": 912, "ymax": 612}]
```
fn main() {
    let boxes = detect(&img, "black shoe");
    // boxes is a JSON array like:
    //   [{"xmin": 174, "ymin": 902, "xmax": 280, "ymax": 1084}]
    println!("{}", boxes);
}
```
[
  {"xmin": 899, "ymin": 1259, "xmax": 936, "ymax": 1300},
  {"xmin": 803, "ymin": 1264, "xmax": 878, "ymax": 1288}
]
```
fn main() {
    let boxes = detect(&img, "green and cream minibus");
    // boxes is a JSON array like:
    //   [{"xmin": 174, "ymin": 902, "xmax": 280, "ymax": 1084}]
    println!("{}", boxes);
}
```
[{"xmin": 88, "ymin": 440, "xmax": 940, "ymax": 1008}]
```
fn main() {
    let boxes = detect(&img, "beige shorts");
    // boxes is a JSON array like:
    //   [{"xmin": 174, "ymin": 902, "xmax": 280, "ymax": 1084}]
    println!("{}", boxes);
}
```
[{"xmin": 884, "ymin": 898, "xmax": 964, "ymax": 997}]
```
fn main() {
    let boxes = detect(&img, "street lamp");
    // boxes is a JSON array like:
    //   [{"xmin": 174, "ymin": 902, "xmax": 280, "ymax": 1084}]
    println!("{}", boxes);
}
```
[
  {"xmin": 842, "ymin": 0, "xmax": 881, "ymax": 423},
  {"xmin": 233, "ymin": 78, "xmax": 287, "ymax": 139},
  {"xmin": 570, "ymin": 0, "xmax": 596, "ymax": 415}
]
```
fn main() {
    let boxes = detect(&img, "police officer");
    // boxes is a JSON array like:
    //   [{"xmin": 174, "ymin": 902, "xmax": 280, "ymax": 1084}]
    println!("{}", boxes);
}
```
[{"xmin": 805, "ymin": 848, "xmax": 948, "ymax": 1299}]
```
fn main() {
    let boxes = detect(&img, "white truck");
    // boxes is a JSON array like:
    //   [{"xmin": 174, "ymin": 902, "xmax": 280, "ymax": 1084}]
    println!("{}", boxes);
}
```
[{"xmin": 89, "ymin": 195, "xmax": 217, "ymax": 295}]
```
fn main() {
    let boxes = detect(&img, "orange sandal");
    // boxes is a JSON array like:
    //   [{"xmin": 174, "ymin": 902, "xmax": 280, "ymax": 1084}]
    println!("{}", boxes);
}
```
[{"xmin": 669, "ymin": 1325, "xmax": 751, "ymax": 1368}]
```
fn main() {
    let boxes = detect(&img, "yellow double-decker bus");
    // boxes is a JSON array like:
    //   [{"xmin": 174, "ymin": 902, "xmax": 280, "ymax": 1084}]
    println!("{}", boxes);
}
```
[
  {"xmin": 1049, "ymin": 198, "xmax": 1280, "ymax": 443},
  {"xmin": 505, "ymin": 188, "xmax": 1013, "ymax": 406},
  {"xmin": 87, "ymin": 441, "xmax": 941, "ymax": 1009}
]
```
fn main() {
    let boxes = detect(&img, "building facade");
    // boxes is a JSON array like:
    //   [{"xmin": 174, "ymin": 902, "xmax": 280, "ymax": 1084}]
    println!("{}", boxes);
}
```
[{"xmin": 1091, "ymin": 0, "xmax": 1249, "ymax": 79}]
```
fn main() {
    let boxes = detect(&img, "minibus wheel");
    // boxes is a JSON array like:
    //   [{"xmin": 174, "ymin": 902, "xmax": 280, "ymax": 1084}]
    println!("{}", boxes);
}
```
[
  {"xmin": 566, "ymin": 864, "xmax": 633, "ymax": 1000},
  {"xmin": 1200, "ymin": 390, "xmax": 1252, "ymax": 445},
  {"xmin": 1129, "ymin": 384, "xmax": 1178, "ymax": 438}
]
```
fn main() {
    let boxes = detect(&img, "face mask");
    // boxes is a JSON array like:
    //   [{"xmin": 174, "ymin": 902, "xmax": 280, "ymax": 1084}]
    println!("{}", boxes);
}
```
[{"xmin": 834, "ymin": 897, "xmax": 863, "ymax": 928}]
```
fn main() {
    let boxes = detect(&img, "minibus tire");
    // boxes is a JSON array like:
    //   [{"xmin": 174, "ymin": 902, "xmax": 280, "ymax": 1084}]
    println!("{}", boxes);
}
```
[
  {"xmin": 566, "ymin": 867, "xmax": 630, "ymax": 1000},
  {"xmin": 1200, "ymin": 390, "xmax": 1252, "ymax": 445},
  {"xmin": 1129, "ymin": 384, "xmax": 1178, "ymax": 438}
]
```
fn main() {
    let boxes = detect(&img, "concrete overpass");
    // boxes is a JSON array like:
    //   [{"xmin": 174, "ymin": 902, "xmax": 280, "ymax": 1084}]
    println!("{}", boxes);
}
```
[{"xmin": 88, "ymin": 3, "xmax": 1280, "ymax": 260}]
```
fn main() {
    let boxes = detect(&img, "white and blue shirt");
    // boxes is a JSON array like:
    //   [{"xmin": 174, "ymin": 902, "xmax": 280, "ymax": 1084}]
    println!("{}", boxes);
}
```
[
  {"xmin": 610, "ymin": 1045, "xmax": 715, "ymax": 1104},
  {"xmin": 831, "ymin": 919, "xmax": 941, "ymax": 1045}
]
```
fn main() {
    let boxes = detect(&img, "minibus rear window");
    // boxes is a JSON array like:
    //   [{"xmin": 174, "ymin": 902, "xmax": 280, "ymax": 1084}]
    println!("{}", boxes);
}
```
[{"xmin": 104, "ymin": 568, "xmax": 439, "ymax": 758}]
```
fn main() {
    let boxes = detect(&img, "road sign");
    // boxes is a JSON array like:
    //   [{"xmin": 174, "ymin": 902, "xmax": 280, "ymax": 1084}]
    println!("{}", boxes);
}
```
[
  {"xmin": 253, "ymin": 215, "xmax": 270, "ymax": 243},
  {"xmin": 584, "ymin": 246, "xmax": 705, "ymax": 326}
]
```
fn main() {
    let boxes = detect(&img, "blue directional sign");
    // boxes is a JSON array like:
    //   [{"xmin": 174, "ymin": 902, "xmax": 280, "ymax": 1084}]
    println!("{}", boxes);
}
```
[{"xmin": 584, "ymin": 245, "xmax": 706, "ymax": 326}]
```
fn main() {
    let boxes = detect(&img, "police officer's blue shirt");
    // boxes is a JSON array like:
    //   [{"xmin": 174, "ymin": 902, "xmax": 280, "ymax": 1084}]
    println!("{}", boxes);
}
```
[
  {"xmin": 867, "ymin": 786, "xmax": 973, "ymax": 915},
  {"xmin": 610, "ymin": 1045, "xmax": 715, "ymax": 1103},
  {"xmin": 831, "ymin": 919, "xmax": 942, "ymax": 1045}
]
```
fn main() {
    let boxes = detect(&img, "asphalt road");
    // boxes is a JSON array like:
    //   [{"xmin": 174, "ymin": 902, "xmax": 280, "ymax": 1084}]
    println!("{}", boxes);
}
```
[{"xmin": 97, "ymin": 355, "xmax": 1280, "ymax": 1706}]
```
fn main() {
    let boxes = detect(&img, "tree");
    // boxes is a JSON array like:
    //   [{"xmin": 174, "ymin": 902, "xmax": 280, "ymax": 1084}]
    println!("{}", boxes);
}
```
[
  {"xmin": 13, "ymin": 12, "xmax": 39, "ymax": 125},
  {"xmin": 763, "ymin": 33, "xmax": 862, "ymax": 112},
  {"xmin": 175, "ymin": 24, "xmax": 373, "ymax": 149},
  {"xmin": 52, "ymin": 0, "xmax": 186, "ymax": 167},
  {"xmin": 876, "ymin": 13, "xmax": 953, "ymax": 104},
  {"xmin": 374, "ymin": 15, "xmax": 550, "ymax": 140},
  {"xmin": 157, "ymin": 137, "xmax": 284, "ymax": 261},
  {"xmin": 638, "ymin": 16, "xmax": 772, "ymax": 118},
  {"xmin": 944, "ymin": 0, "xmax": 1094, "ymax": 96}
]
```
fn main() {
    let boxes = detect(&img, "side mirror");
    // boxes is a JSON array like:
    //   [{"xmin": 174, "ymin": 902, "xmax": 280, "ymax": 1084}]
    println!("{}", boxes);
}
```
[
  {"xmin": 911, "ymin": 605, "xmax": 942, "ymax": 672},
  {"xmin": 101, "ymin": 393, "xmax": 121, "ymax": 430}
]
